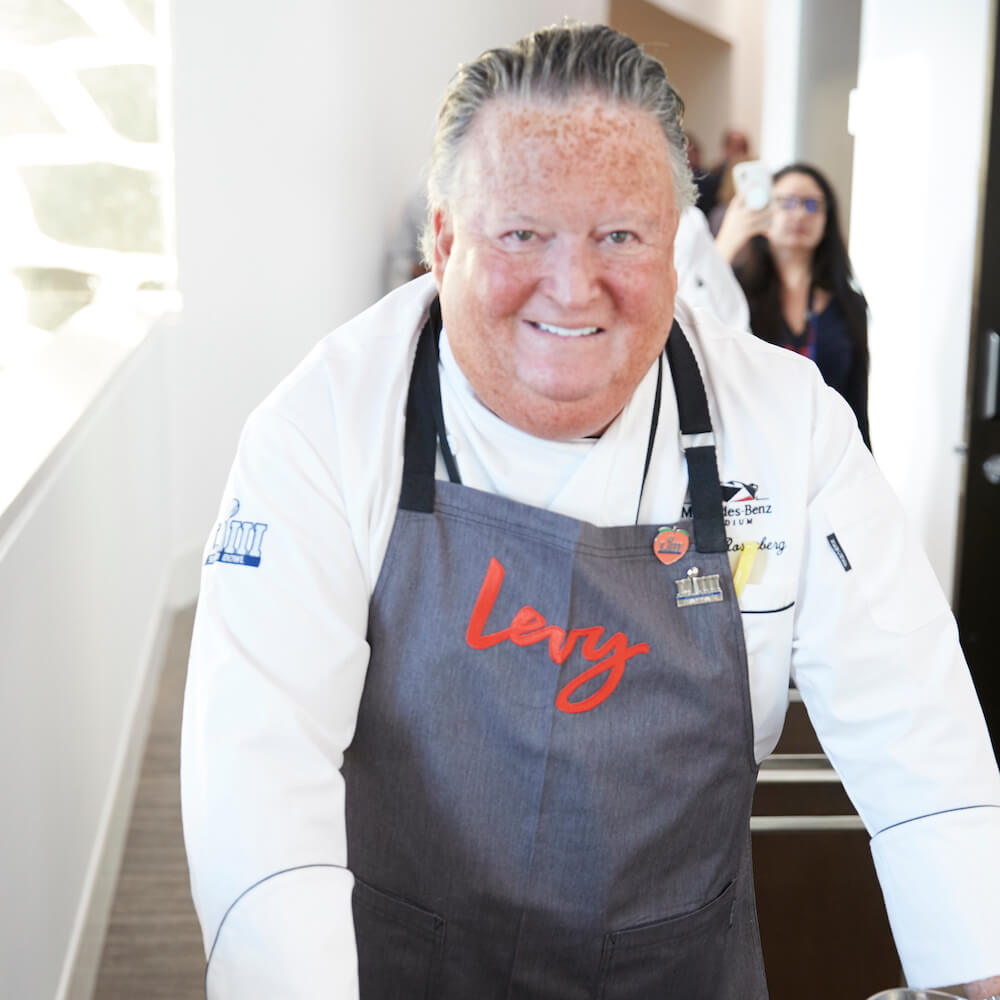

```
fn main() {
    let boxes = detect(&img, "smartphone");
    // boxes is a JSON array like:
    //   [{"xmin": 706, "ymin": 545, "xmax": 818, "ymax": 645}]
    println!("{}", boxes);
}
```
[{"xmin": 733, "ymin": 160, "xmax": 772, "ymax": 211}]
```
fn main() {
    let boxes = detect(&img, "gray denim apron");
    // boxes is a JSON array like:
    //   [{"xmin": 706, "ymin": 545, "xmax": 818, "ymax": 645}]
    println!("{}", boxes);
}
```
[{"xmin": 343, "ymin": 301, "xmax": 768, "ymax": 999}]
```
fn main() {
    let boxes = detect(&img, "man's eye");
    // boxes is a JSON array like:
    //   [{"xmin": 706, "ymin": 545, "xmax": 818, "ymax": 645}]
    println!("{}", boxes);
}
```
[
  {"xmin": 511, "ymin": 230, "xmax": 534, "ymax": 242},
  {"xmin": 606, "ymin": 231, "xmax": 634, "ymax": 244}
]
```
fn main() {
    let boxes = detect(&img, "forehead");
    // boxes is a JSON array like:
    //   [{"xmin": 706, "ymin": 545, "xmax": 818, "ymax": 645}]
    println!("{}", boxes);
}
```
[
  {"xmin": 774, "ymin": 171, "xmax": 824, "ymax": 198},
  {"xmin": 455, "ymin": 96, "xmax": 674, "ymax": 211}
]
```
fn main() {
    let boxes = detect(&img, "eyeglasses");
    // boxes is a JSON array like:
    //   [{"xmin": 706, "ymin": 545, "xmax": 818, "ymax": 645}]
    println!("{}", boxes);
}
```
[{"xmin": 775, "ymin": 195, "xmax": 825, "ymax": 214}]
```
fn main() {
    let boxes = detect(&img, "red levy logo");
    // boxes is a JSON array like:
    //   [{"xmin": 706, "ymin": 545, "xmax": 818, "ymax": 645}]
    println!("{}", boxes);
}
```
[{"xmin": 465, "ymin": 557, "xmax": 650, "ymax": 714}]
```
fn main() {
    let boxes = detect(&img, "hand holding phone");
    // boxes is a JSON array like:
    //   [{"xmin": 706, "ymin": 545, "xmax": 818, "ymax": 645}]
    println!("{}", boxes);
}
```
[
  {"xmin": 733, "ymin": 160, "xmax": 772, "ymax": 211},
  {"xmin": 715, "ymin": 163, "xmax": 775, "ymax": 263}
]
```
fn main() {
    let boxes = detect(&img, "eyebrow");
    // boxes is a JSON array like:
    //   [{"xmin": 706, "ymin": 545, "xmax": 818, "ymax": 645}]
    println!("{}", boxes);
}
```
[{"xmin": 494, "ymin": 212, "xmax": 662, "ymax": 230}]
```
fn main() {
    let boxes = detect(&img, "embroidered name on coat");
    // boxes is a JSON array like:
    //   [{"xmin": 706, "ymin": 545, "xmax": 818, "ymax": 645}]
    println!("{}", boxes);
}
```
[{"xmin": 465, "ymin": 557, "xmax": 650, "ymax": 714}]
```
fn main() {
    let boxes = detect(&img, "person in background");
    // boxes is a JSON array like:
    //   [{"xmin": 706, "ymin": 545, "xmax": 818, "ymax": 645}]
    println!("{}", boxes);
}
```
[
  {"xmin": 715, "ymin": 162, "xmax": 871, "ymax": 447},
  {"xmin": 182, "ymin": 23, "xmax": 999, "ymax": 1000},
  {"xmin": 686, "ymin": 130, "xmax": 711, "ymax": 213},
  {"xmin": 384, "ymin": 186, "xmax": 430, "ymax": 291},
  {"xmin": 697, "ymin": 126, "xmax": 750, "ymax": 217},
  {"xmin": 706, "ymin": 152, "xmax": 753, "ymax": 236},
  {"xmin": 685, "ymin": 130, "xmax": 703, "ymax": 173}
]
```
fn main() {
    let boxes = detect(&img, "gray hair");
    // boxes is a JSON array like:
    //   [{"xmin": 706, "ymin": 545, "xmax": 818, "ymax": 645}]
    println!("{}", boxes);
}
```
[{"xmin": 420, "ymin": 22, "xmax": 696, "ymax": 265}]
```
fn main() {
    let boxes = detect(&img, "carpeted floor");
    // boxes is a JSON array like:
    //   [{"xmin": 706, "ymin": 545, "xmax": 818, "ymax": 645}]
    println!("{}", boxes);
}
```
[{"xmin": 92, "ymin": 604, "xmax": 206, "ymax": 999}]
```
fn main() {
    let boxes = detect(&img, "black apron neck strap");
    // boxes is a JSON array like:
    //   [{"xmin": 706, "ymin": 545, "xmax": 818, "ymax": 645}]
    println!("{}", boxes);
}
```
[
  {"xmin": 401, "ymin": 304, "xmax": 728, "ymax": 554},
  {"xmin": 399, "ymin": 299, "xmax": 456, "ymax": 513},
  {"xmin": 664, "ymin": 321, "xmax": 728, "ymax": 553}
]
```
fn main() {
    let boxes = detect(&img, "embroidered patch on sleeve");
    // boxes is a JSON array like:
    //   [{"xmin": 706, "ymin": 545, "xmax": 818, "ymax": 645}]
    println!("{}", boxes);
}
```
[
  {"xmin": 826, "ymin": 533, "xmax": 851, "ymax": 572},
  {"xmin": 205, "ymin": 499, "xmax": 268, "ymax": 567}
]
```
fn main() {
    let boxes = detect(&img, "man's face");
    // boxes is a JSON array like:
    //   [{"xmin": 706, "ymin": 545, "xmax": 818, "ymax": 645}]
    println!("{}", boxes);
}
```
[{"xmin": 432, "ymin": 96, "xmax": 679, "ymax": 440}]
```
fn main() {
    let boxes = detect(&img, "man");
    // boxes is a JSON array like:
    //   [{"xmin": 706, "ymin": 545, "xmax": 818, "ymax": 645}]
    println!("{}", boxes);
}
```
[{"xmin": 181, "ymin": 23, "xmax": 1000, "ymax": 999}]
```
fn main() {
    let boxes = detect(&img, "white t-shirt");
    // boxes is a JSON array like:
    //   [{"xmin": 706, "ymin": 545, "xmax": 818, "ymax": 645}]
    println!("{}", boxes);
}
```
[{"xmin": 182, "ymin": 273, "xmax": 1000, "ymax": 998}]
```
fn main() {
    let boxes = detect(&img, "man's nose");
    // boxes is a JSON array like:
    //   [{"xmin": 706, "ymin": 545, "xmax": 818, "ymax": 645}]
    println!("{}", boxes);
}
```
[{"xmin": 541, "ymin": 239, "xmax": 600, "ymax": 307}]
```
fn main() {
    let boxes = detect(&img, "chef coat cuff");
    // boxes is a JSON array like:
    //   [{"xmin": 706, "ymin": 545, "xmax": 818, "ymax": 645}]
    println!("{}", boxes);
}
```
[
  {"xmin": 205, "ymin": 864, "xmax": 358, "ymax": 999},
  {"xmin": 871, "ymin": 804, "xmax": 1000, "ymax": 987}
]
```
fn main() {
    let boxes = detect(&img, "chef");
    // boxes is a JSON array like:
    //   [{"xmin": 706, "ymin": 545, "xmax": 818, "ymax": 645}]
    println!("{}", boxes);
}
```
[{"xmin": 181, "ymin": 22, "xmax": 1000, "ymax": 1000}]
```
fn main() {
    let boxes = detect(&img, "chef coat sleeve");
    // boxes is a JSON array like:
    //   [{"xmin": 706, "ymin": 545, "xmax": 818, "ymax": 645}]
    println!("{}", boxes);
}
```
[
  {"xmin": 788, "ymin": 388, "xmax": 1000, "ymax": 988},
  {"xmin": 674, "ymin": 206, "xmax": 751, "ymax": 330},
  {"xmin": 181, "ymin": 401, "xmax": 366, "ymax": 999}
]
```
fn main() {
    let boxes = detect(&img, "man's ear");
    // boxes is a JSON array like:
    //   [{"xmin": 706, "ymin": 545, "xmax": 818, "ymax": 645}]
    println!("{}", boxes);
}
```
[{"xmin": 431, "ymin": 207, "xmax": 454, "ymax": 288}]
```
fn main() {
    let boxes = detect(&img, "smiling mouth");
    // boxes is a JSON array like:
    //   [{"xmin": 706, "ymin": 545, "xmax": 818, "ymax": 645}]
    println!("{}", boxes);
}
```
[{"xmin": 528, "ymin": 320, "xmax": 604, "ymax": 338}]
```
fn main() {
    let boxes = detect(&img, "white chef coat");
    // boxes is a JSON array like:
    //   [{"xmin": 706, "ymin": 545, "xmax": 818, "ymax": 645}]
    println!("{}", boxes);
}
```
[
  {"xmin": 181, "ymin": 273, "xmax": 1000, "ymax": 998},
  {"xmin": 673, "ymin": 205, "xmax": 750, "ymax": 329}
]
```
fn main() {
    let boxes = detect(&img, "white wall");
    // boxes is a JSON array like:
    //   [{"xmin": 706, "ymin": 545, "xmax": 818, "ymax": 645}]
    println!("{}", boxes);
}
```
[
  {"xmin": 760, "ymin": 0, "xmax": 861, "ymax": 217},
  {"xmin": 849, "ymin": 0, "xmax": 992, "ymax": 597},
  {"xmin": 725, "ymin": 0, "xmax": 766, "ymax": 155},
  {"xmin": 650, "ymin": 0, "xmax": 766, "ymax": 152},
  {"xmin": 759, "ymin": 0, "xmax": 802, "ymax": 170},
  {"xmin": 647, "ymin": 0, "xmax": 739, "ymax": 43},
  {"xmin": 166, "ymin": 0, "xmax": 607, "ymax": 592},
  {"xmin": 0, "ymin": 324, "xmax": 173, "ymax": 1000},
  {"xmin": 795, "ymin": 0, "xmax": 861, "ymax": 221}
]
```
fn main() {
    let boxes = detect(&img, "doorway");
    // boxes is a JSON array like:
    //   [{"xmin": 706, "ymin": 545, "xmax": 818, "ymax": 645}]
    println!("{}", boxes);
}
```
[{"xmin": 956, "ymin": 3, "xmax": 1000, "ymax": 762}]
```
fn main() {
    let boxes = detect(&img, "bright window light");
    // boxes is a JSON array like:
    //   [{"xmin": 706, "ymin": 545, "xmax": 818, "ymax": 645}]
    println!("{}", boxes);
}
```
[{"xmin": 0, "ymin": 0, "xmax": 176, "ymax": 374}]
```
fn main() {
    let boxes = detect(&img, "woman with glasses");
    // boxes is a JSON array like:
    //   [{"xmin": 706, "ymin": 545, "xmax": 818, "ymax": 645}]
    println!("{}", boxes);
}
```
[{"xmin": 715, "ymin": 163, "xmax": 871, "ymax": 448}]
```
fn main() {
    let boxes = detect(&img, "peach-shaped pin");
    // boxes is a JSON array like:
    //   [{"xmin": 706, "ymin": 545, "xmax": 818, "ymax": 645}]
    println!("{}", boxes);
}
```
[{"xmin": 653, "ymin": 527, "xmax": 689, "ymax": 566}]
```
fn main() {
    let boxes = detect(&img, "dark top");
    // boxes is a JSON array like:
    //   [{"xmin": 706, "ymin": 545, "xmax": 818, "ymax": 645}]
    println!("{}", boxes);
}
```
[
  {"xmin": 774, "ymin": 297, "xmax": 870, "ymax": 449},
  {"xmin": 694, "ymin": 165, "xmax": 723, "ymax": 216}
]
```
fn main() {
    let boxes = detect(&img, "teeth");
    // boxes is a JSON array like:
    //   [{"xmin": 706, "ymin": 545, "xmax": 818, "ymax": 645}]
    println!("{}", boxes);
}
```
[{"xmin": 533, "ymin": 321, "xmax": 601, "ymax": 337}]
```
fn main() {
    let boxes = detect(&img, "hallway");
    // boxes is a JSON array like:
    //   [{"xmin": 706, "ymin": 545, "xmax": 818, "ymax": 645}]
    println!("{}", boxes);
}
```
[{"xmin": 92, "ymin": 605, "xmax": 204, "ymax": 999}]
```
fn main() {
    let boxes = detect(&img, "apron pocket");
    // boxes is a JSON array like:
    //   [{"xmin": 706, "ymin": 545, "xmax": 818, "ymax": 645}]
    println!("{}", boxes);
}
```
[
  {"xmin": 597, "ymin": 879, "xmax": 736, "ymax": 1000},
  {"xmin": 353, "ymin": 878, "xmax": 446, "ymax": 1000}
]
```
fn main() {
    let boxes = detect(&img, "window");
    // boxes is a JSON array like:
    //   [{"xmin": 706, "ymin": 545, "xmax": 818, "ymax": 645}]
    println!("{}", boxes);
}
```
[{"xmin": 0, "ymin": 0, "xmax": 176, "ymax": 374}]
